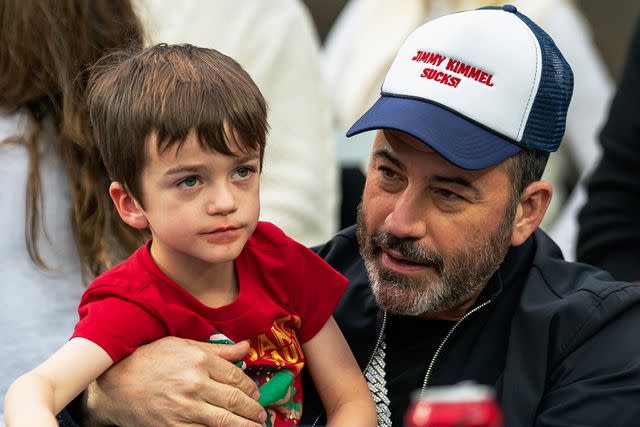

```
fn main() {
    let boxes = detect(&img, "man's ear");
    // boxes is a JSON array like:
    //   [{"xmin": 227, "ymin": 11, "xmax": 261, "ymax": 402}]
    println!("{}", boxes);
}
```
[
  {"xmin": 109, "ymin": 182, "xmax": 149, "ymax": 230},
  {"xmin": 511, "ymin": 181, "xmax": 552, "ymax": 246}
]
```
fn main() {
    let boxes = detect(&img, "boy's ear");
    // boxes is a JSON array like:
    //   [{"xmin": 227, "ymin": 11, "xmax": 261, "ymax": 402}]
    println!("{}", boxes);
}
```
[
  {"xmin": 109, "ymin": 182, "xmax": 149, "ymax": 230},
  {"xmin": 510, "ymin": 181, "xmax": 552, "ymax": 246}
]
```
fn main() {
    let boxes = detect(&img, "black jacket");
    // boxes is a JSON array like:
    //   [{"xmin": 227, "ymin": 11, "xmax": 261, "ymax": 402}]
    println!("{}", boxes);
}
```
[{"xmin": 302, "ymin": 226, "xmax": 640, "ymax": 426}]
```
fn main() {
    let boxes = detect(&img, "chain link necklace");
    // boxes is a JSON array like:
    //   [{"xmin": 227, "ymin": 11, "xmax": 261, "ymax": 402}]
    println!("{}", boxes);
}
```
[
  {"xmin": 363, "ymin": 300, "xmax": 493, "ymax": 426},
  {"xmin": 363, "ymin": 311, "xmax": 392, "ymax": 427},
  {"xmin": 312, "ymin": 300, "xmax": 492, "ymax": 426}
]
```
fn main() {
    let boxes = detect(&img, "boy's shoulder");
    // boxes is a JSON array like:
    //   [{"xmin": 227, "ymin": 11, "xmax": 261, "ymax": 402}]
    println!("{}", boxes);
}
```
[{"xmin": 87, "ymin": 243, "xmax": 154, "ymax": 295}]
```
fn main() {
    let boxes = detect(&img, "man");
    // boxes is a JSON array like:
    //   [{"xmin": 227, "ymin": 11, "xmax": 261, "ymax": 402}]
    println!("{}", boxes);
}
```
[{"xmin": 58, "ymin": 6, "xmax": 640, "ymax": 427}]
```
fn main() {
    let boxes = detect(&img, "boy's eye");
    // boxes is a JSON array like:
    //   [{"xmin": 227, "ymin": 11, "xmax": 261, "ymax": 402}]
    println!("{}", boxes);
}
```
[
  {"xmin": 232, "ymin": 167, "xmax": 254, "ymax": 180},
  {"xmin": 178, "ymin": 176, "xmax": 199, "ymax": 188}
]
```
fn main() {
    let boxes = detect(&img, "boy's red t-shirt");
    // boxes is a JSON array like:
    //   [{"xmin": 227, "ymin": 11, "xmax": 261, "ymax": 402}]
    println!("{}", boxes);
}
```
[{"xmin": 72, "ymin": 221, "xmax": 347, "ymax": 425}]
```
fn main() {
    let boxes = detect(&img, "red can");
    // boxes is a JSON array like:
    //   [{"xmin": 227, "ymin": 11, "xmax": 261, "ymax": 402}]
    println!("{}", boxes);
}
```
[{"xmin": 404, "ymin": 382, "xmax": 503, "ymax": 427}]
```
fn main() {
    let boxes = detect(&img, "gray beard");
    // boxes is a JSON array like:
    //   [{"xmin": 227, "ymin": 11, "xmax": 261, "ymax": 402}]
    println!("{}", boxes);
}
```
[{"xmin": 356, "ymin": 203, "xmax": 514, "ymax": 316}]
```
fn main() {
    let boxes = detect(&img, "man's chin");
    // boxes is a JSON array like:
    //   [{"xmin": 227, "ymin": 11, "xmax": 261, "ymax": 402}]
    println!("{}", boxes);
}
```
[
  {"xmin": 371, "ymin": 281, "xmax": 427, "ymax": 316},
  {"xmin": 370, "ymin": 269, "xmax": 467, "ymax": 316}
]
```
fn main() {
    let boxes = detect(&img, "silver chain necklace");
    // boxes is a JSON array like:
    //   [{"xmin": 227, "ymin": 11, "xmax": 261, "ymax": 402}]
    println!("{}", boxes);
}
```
[
  {"xmin": 363, "ymin": 311, "xmax": 392, "ymax": 427},
  {"xmin": 363, "ymin": 300, "xmax": 493, "ymax": 426}
]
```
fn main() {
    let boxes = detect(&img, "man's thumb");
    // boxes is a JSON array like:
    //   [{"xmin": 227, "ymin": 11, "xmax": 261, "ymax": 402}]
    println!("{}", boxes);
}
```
[{"xmin": 207, "ymin": 339, "xmax": 251, "ymax": 361}]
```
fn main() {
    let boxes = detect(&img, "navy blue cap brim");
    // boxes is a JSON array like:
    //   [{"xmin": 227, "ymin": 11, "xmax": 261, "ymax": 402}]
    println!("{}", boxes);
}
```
[{"xmin": 346, "ymin": 96, "xmax": 522, "ymax": 170}]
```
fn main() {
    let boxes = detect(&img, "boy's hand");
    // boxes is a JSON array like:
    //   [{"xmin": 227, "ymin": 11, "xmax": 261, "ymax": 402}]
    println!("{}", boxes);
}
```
[{"xmin": 81, "ymin": 336, "xmax": 266, "ymax": 427}]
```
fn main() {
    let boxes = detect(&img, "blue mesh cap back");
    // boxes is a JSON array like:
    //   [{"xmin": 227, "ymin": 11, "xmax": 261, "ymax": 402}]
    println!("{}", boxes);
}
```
[{"xmin": 479, "ymin": 6, "xmax": 574, "ymax": 153}]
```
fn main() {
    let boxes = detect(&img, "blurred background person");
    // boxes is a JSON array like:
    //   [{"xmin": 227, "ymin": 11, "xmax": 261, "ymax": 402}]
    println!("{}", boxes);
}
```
[
  {"xmin": 321, "ymin": 0, "xmax": 613, "ymax": 261},
  {"xmin": 135, "ymin": 0, "xmax": 338, "ymax": 247},
  {"xmin": 577, "ymin": 19, "xmax": 640, "ymax": 283},
  {"xmin": 0, "ymin": 0, "xmax": 143, "ymax": 420}
]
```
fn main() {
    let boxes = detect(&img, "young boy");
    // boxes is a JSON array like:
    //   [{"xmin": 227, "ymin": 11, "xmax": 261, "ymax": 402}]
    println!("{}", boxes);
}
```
[{"xmin": 4, "ymin": 44, "xmax": 376, "ymax": 427}]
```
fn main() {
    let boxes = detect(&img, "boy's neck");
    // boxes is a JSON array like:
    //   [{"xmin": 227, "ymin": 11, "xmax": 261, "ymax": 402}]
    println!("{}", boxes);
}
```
[
  {"xmin": 177, "ymin": 263, "xmax": 239, "ymax": 308},
  {"xmin": 149, "ymin": 243, "xmax": 239, "ymax": 308}
]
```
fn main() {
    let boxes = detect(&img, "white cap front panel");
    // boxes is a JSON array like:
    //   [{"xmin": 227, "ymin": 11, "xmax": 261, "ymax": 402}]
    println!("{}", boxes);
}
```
[{"xmin": 381, "ymin": 9, "xmax": 542, "ymax": 142}]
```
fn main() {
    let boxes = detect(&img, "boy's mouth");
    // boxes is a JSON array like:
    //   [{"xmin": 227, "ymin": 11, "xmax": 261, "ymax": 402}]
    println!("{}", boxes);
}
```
[
  {"xmin": 200, "ymin": 225, "xmax": 244, "ymax": 243},
  {"xmin": 203, "ymin": 224, "xmax": 243, "ymax": 234}
]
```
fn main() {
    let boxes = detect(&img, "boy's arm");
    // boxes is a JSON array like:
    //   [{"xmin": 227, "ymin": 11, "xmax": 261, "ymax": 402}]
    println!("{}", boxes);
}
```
[
  {"xmin": 302, "ymin": 316, "xmax": 376, "ymax": 427},
  {"xmin": 4, "ymin": 338, "xmax": 113, "ymax": 427},
  {"xmin": 60, "ymin": 337, "xmax": 266, "ymax": 427}
]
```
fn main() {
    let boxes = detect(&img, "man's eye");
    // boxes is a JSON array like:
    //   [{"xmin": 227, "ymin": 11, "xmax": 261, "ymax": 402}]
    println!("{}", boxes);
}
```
[
  {"xmin": 178, "ymin": 176, "xmax": 199, "ymax": 188},
  {"xmin": 435, "ymin": 188, "xmax": 461, "ymax": 200},
  {"xmin": 232, "ymin": 167, "xmax": 254, "ymax": 180},
  {"xmin": 378, "ymin": 166, "xmax": 398, "ymax": 179}
]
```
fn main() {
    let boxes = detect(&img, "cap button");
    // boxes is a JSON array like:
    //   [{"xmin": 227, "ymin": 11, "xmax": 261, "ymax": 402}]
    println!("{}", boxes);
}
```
[{"xmin": 502, "ymin": 4, "xmax": 517, "ymax": 13}]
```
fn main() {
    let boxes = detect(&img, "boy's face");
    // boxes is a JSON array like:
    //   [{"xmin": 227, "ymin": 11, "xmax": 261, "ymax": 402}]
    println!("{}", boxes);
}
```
[{"xmin": 135, "ymin": 131, "xmax": 260, "ymax": 274}]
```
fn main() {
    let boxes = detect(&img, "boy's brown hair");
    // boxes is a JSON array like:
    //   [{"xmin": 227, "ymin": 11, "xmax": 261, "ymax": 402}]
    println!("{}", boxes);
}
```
[{"xmin": 87, "ymin": 43, "xmax": 268, "ymax": 204}]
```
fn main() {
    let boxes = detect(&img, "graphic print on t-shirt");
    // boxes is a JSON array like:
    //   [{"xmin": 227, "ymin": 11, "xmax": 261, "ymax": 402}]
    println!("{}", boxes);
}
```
[{"xmin": 210, "ymin": 315, "xmax": 305, "ymax": 426}]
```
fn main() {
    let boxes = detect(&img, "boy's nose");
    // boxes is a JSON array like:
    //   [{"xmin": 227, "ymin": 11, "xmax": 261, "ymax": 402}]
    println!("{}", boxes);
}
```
[{"xmin": 205, "ymin": 184, "xmax": 237, "ymax": 216}]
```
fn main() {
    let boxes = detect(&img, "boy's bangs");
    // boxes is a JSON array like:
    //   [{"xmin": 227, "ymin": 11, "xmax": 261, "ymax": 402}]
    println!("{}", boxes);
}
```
[
  {"xmin": 148, "ymin": 46, "xmax": 268, "ymax": 158},
  {"xmin": 153, "ymin": 89, "xmax": 265, "ymax": 159}
]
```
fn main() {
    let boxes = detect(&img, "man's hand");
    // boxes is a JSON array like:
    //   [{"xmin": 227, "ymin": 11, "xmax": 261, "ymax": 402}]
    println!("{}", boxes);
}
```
[{"xmin": 81, "ymin": 336, "xmax": 266, "ymax": 427}]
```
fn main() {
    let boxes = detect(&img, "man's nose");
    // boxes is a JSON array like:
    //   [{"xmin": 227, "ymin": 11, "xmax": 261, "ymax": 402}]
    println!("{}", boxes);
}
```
[
  {"xmin": 205, "ymin": 182, "xmax": 237, "ymax": 216},
  {"xmin": 384, "ymin": 187, "xmax": 428, "ymax": 239}
]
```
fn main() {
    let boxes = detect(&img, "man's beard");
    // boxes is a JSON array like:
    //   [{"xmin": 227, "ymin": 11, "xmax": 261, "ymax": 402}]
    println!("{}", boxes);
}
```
[{"xmin": 356, "ymin": 201, "xmax": 516, "ymax": 316}]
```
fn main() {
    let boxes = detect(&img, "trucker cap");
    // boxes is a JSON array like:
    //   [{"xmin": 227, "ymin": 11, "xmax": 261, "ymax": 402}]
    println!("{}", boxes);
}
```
[{"xmin": 346, "ymin": 4, "xmax": 574, "ymax": 169}]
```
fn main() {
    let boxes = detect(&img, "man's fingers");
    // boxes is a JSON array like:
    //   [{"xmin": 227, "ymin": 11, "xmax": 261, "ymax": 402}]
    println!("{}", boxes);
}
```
[
  {"xmin": 198, "ymin": 379, "xmax": 266, "ymax": 425},
  {"xmin": 196, "ymin": 407, "xmax": 264, "ymax": 427},
  {"xmin": 191, "ymin": 400, "xmax": 265, "ymax": 427},
  {"xmin": 193, "ymin": 339, "xmax": 263, "ymax": 423},
  {"xmin": 210, "ymin": 362, "xmax": 258, "ymax": 399},
  {"xmin": 195, "ymin": 340, "xmax": 259, "ymax": 400}
]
